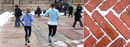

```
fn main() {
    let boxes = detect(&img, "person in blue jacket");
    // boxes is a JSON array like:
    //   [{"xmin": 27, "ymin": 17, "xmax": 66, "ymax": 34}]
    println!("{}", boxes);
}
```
[
  {"xmin": 43, "ymin": 3, "xmax": 60, "ymax": 45},
  {"xmin": 21, "ymin": 8, "xmax": 34, "ymax": 45}
]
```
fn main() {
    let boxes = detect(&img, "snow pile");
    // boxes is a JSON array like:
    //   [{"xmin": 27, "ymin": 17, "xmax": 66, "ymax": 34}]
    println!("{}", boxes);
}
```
[
  {"xmin": 53, "ymin": 41, "xmax": 68, "ymax": 47},
  {"xmin": 0, "ymin": 12, "xmax": 13, "ymax": 26},
  {"xmin": 77, "ymin": 44, "xmax": 83, "ymax": 47}
]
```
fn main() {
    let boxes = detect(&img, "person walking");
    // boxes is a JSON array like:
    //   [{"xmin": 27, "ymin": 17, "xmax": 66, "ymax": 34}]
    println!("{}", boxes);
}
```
[
  {"xmin": 72, "ymin": 6, "xmax": 83, "ymax": 28},
  {"xmin": 37, "ymin": 6, "xmax": 41, "ymax": 17},
  {"xmin": 63, "ymin": 5, "xmax": 67, "ymax": 16},
  {"xmin": 61, "ymin": 0, "xmax": 64, "ymax": 6},
  {"xmin": 15, "ymin": 5, "xmax": 24, "ymax": 27},
  {"xmin": 43, "ymin": 3, "xmax": 60, "ymax": 45},
  {"xmin": 77, "ymin": 4, "xmax": 82, "ymax": 13},
  {"xmin": 68, "ymin": 5, "xmax": 73, "ymax": 17},
  {"xmin": 21, "ymin": 8, "xmax": 34, "ymax": 45}
]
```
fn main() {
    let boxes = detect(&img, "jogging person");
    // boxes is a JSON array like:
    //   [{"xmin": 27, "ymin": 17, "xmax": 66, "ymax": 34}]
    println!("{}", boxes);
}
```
[
  {"xmin": 21, "ymin": 8, "xmax": 34, "ymax": 45},
  {"xmin": 43, "ymin": 3, "xmax": 60, "ymax": 45}
]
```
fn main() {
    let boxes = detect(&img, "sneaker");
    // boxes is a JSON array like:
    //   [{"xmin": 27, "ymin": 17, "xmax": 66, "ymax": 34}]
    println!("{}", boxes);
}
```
[
  {"xmin": 49, "ymin": 43, "xmax": 52, "ymax": 46},
  {"xmin": 27, "ymin": 37, "xmax": 30, "ymax": 43},
  {"xmin": 25, "ymin": 41, "xmax": 27, "ymax": 45},
  {"xmin": 48, "ymin": 36, "xmax": 52, "ymax": 44},
  {"xmin": 72, "ymin": 26, "xmax": 75, "ymax": 28}
]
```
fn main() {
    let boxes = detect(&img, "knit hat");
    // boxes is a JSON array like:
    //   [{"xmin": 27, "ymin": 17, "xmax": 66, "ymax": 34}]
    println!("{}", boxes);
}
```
[{"xmin": 15, "ymin": 5, "xmax": 18, "ymax": 7}]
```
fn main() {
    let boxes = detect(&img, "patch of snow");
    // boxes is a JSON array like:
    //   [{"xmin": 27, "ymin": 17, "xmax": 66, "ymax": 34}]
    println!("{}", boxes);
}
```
[
  {"xmin": 53, "ymin": 41, "xmax": 68, "ymax": 47},
  {"xmin": 72, "ymin": 40, "xmax": 81, "ymax": 44},
  {"xmin": 0, "ymin": 12, "xmax": 13, "ymax": 26},
  {"xmin": 77, "ymin": 44, "xmax": 83, "ymax": 47},
  {"xmin": 59, "ymin": 13, "xmax": 64, "ymax": 15},
  {"xmin": 31, "ymin": 11, "xmax": 35, "ymax": 15}
]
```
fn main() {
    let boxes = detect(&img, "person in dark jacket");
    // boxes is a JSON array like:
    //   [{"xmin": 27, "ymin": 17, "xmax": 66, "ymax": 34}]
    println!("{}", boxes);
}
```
[
  {"xmin": 77, "ymin": 4, "xmax": 82, "ymax": 13},
  {"xmin": 15, "ymin": 5, "xmax": 24, "ymax": 27},
  {"xmin": 63, "ymin": 5, "xmax": 67, "ymax": 16},
  {"xmin": 37, "ymin": 6, "xmax": 41, "ymax": 17},
  {"xmin": 68, "ymin": 5, "xmax": 73, "ymax": 17},
  {"xmin": 72, "ymin": 6, "xmax": 83, "ymax": 28}
]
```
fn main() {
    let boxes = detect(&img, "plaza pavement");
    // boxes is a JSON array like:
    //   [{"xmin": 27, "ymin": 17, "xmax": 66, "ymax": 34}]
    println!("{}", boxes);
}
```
[{"xmin": 0, "ymin": 13, "xmax": 84, "ymax": 47}]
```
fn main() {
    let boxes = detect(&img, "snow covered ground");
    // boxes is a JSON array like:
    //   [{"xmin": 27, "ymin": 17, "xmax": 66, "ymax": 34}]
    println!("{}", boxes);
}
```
[{"xmin": 0, "ymin": 12, "xmax": 13, "ymax": 26}]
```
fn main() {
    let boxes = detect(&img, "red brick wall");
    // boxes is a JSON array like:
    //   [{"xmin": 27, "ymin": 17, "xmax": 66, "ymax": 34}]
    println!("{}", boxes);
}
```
[{"xmin": 84, "ymin": 0, "xmax": 130, "ymax": 47}]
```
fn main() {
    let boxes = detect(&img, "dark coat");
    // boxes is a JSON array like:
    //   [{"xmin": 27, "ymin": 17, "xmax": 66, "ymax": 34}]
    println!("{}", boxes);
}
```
[
  {"xmin": 15, "ymin": 7, "xmax": 22, "ymax": 17},
  {"xmin": 63, "ymin": 6, "xmax": 67, "ymax": 11},
  {"xmin": 77, "ymin": 5, "xmax": 82, "ymax": 13},
  {"xmin": 37, "ymin": 7, "xmax": 41, "ymax": 14},
  {"xmin": 74, "ymin": 7, "xmax": 82, "ymax": 21},
  {"xmin": 69, "ymin": 6, "xmax": 73, "ymax": 14}
]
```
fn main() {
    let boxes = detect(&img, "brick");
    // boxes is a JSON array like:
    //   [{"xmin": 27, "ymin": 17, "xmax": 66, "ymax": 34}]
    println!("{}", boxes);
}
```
[
  {"xmin": 110, "ymin": 38, "xmax": 126, "ymax": 47},
  {"xmin": 84, "ymin": 11, "xmax": 104, "ymax": 39},
  {"xmin": 125, "ymin": 42, "xmax": 130, "ymax": 47},
  {"xmin": 85, "ymin": 0, "xmax": 103, "ymax": 12},
  {"xmin": 106, "ymin": 11, "xmax": 130, "ymax": 40},
  {"xmin": 94, "ymin": 36, "xmax": 111, "ymax": 47},
  {"xmin": 92, "ymin": 11, "xmax": 118, "ymax": 40},
  {"xmin": 84, "ymin": 36, "xmax": 96, "ymax": 47},
  {"xmin": 59, "ymin": 29, "xmax": 83, "ymax": 40},
  {"xmin": 84, "ymin": 27, "xmax": 90, "ymax": 39},
  {"xmin": 99, "ymin": 0, "xmax": 118, "ymax": 11},
  {"xmin": 120, "ymin": 12, "xmax": 130, "ymax": 28},
  {"xmin": 113, "ymin": 0, "xmax": 130, "ymax": 14},
  {"xmin": 84, "ymin": 0, "xmax": 89, "ymax": 4},
  {"xmin": 126, "ymin": 6, "xmax": 130, "ymax": 13}
]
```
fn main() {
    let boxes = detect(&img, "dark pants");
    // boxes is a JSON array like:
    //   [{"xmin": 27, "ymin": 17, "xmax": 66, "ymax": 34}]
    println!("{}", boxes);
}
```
[
  {"xmin": 15, "ymin": 16, "xmax": 24, "ymax": 26},
  {"xmin": 15, "ymin": 17, "xmax": 20, "ymax": 26},
  {"xmin": 72, "ymin": 19, "xmax": 83, "ymax": 27},
  {"xmin": 24, "ymin": 26, "xmax": 31, "ymax": 41},
  {"xmin": 68, "ymin": 13, "xmax": 73, "ymax": 17},
  {"xmin": 38, "ymin": 14, "xmax": 40, "ymax": 17},
  {"xmin": 64, "ymin": 11, "xmax": 66, "ymax": 16},
  {"xmin": 48, "ymin": 25, "xmax": 57, "ymax": 37}
]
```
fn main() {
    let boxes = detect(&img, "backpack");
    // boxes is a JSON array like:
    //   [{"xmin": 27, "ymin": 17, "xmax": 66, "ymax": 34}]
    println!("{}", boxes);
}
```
[{"xmin": 18, "ymin": 9, "xmax": 22, "ymax": 16}]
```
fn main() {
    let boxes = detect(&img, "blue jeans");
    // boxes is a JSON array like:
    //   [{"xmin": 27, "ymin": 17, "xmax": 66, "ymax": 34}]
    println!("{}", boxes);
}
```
[
  {"xmin": 64, "ymin": 11, "xmax": 66, "ymax": 16},
  {"xmin": 15, "ymin": 17, "xmax": 20, "ymax": 26},
  {"xmin": 15, "ymin": 16, "xmax": 24, "ymax": 26}
]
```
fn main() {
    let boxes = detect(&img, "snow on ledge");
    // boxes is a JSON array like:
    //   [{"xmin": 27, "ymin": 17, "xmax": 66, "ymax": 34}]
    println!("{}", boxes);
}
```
[
  {"xmin": 53, "ymin": 41, "xmax": 68, "ymax": 47},
  {"xmin": 0, "ymin": 12, "xmax": 13, "ymax": 26},
  {"xmin": 77, "ymin": 44, "xmax": 84, "ymax": 47}
]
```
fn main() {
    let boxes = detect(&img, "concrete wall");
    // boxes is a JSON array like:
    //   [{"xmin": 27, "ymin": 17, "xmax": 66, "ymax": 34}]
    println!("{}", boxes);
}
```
[{"xmin": 0, "ymin": 0, "xmax": 50, "ymax": 12}]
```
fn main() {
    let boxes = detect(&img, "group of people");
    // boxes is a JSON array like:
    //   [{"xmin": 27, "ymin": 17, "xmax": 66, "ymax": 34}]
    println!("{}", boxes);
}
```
[
  {"xmin": 14, "ymin": 3, "xmax": 60, "ymax": 45},
  {"xmin": 69, "ymin": 4, "xmax": 83, "ymax": 28},
  {"xmin": 14, "ymin": 3, "xmax": 83, "ymax": 45}
]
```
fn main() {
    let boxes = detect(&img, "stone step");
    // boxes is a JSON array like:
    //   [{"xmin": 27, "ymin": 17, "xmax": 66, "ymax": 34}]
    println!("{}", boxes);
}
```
[
  {"xmin": 32, "ymin": 18, "xmax": 69, "ymax": 45},
  {"xmin": 20, "ymin": 0, "xmax": 49, "ymax": 4},
  {"xmin": 20, "ymin": 4, "xmax": 50, "ymax": 10}
]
